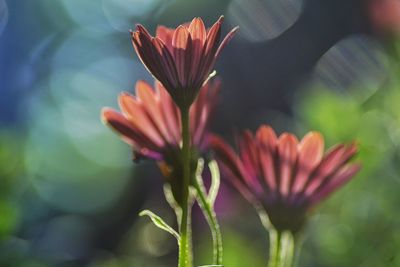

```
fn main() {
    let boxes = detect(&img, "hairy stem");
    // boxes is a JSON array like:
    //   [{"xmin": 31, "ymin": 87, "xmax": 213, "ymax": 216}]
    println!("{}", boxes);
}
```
[
  {"xmin": 267, "ymin": 228, "xmax": 296, "ymax": 267},
  {"xmin": 178, "ymin": 106, "xmax": 191, "ymax": 267}
]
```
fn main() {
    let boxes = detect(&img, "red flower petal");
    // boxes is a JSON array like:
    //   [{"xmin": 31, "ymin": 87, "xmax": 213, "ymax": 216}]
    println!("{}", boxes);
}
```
[
  {"xmin": 309, "ymin": 163, "xmax": 361, "ymax": 206},
  {"xmin": 238, "ymin": 131, "xmax": 261, "ymax": 188},
  {"xmin": 101, "ymin": 108, "xmax": 161, "ymax": 153},
  {"xmin": 291, "ymin": 132, "xmax": 324, "ymax": 195},
  {"xmin": 188, "ymin": 17, "xmax": 207, "ymax": 82},
  {"xmin": 156, "ymin": 25, "xmax": 174, "ymax": 52},
  {"xmin": 277, "ymin": 133, "xmax": 298, "ymax": 196},
  {"xmin": 256, "ymin": 125, "xmax": 278, "ymax": 191},
  {"xmin": 215, "ymin": 25, "xmax": 239, "ymax": 59},
  {"xmin": 172, "ymin": 26, "xmax": 192, "ymax": 88},
  {"xmin": 136, "ymin": 81, "xmax": 175, "ymax": 144},
  {"xmin": 118, "ymin": 92, "xmax": 164, "ymax": 147},
  {"xmin": 304, "ymin": 143, "xmax": 357, "ymax": 196},
  {"xmin": 157, "ymin": 82, "xmax": 181, "ymax": 144},
  {"xmin": 210, "ymin": 134, "xmax": 253, "ymax": 191}
]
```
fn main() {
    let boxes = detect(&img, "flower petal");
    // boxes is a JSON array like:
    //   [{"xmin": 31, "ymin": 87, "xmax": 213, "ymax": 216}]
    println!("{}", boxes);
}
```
[
  {"xmin": 304, "ymin": 143, "xmax": 358, "ymax": 196},
  {"xmin": 210, "ymin": 134, "xmax": 255, "ymax": 192},
  {"xmin": 156, "ymin": 25, "xmax": 174, "ymax": 52},
  {"xmin": 118, "ymin": 92, "xmax": 164, "ymax": 147},
  {"xmin": 195, "ymin": 17, "xmax": 223, "ymax": 86},
  {"xmin": 131, "ymin": 30, "xmax": 170, "ymax": 88},
  {"xmin": 136, "ymin": 81, "xmax": 175, "ymax": 144},
  {"xmin": 157, "ymin": 82, "xmax": 181, "ymax": 145},
  {"xmin": 291, "ymin": 132, "xmax": 324, "ymax": 195},
  {"xmin": 188, "ymin": 17, "xmax": 207, "ymax": 83},
  {"xmin": 238, "ymin": 130, "xmax": 261, "ymax": 189},
  {"xmin": 152, "ymin": 37, "xmax": 180, "ymax": 89},
  {"xmin": 256, "ymin": 125, "xmax": 278, "ymax": 191},
  {"xmin": 172, "ymin": 25, "xmax": 192, "ymax": 88},
  {"xmin": 277, "ymin": 133, "xmax": 298, "ymax": 196},
  {"xmin": 215, "ymin": 25, "xmax": 239, "ymax": 59},
  {"xmin": 101, "ymin": 108, "xmax": 161, "ymax": 153},
  {"xmin": 309, "ymin": 163, "xmax": 361, "ymax": 207}
]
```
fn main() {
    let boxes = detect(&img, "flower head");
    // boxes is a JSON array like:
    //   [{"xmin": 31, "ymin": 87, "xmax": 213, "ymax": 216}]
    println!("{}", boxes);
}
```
[
  {"xmin": 131, "ymin": 16, "xmax": 238, "ymax": 109},
  {"xmin": 211, "ymin": 125, "xmax": 361, "ymax": 233},
  {"xmin": 102, "ymin": 80, "xmax": 220, "ymax": 203}
]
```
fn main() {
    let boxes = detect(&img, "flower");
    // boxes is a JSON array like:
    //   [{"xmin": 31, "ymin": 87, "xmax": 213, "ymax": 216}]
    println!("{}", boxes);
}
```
[
  {"xmin": 210, "ymin": 125, "xmax": 361, "ymax": 233},
  {"xmin": 102, "ymin": 80, "xmax": 220, "ymax": 204},
  {"xmin": 131, "ymin": 16, "xmax": 238, "ymax": 109},
  {"xmin": 367, "ymin": 0, "xmax": 400, "ymax": 37}
]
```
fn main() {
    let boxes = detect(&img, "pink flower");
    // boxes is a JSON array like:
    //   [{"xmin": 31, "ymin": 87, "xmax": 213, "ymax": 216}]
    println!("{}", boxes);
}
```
[
  {"xmin": 131, "ymin": 16, "xmax": 238, "ymax": 108},
  {"xmin": 211, "ymin": 125, "xmax": 361, "ymax": 233},
  {"xmin": 102, "ymin": 80, "xmax": 219, "ymax": 162},
  {"xmin": 102, "ymin": 80, "xmax": 220, "ymax": 203}
]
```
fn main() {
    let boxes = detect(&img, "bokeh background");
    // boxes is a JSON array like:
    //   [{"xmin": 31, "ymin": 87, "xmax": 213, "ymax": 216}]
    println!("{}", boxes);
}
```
[{"xmin": 1, "ymin": 0, "xmax": 400, "ymax": 266}]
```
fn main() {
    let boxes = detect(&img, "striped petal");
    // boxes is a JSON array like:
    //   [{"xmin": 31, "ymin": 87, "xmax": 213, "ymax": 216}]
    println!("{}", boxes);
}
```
[
  {"xmin": 304, "ymin": 144, "xmax": 357, "ymax": 196},
  {"xmin": 101, "ymin": 108, "xmax": 161, "ymax": 153},
  {"xmin": 172, "ymin": 26, "xmax": 192, "ymax": 88},
  {"xmin": 309, "ymin": 163, "xmax": 361, "ymax": 206},
  {"xmin": 256, "ymin": 125, "xmax": 278, "ymax": 191},
  {"xmin": 277, "ymin": 133, "xmax": 298, "ymax": 196},
  {"xmin": 118, "ymin": 92, "xmax": 164, "ymax": 147},
  {"xmin": 136, "ymin": 81, "xmax": 174, "ymax": 144},
  {"xmin": 188, "ymin": 17, "xmax": 207, "ymax": 83},
  {"xmin": 291, "ymin": 132, "xmax": 324, "ymax": 195}
]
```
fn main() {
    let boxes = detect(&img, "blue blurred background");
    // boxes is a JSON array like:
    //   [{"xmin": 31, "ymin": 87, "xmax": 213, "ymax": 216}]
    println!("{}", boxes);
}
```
[{"xmin": 1, "ymin": 0, "xmax": 400, "ymax": 266}]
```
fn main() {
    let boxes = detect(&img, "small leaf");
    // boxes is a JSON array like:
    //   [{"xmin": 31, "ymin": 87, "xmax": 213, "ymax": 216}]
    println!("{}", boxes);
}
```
[
  {"xmin": 208, "ymin": 160, "xmax": 220, "ymax": 206},
  {"xmin": 139, "ymin": 210, "xmax": 180, "ymax": 242},
  {"xmin": 163, "ymin": 184, "xmax": 182, "ymax": 227}
]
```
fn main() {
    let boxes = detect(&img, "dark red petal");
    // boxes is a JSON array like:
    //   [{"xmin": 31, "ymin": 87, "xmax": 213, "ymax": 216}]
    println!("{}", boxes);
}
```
[
  {"xmin": 101, "ymin": 108, "xmax": 161, "ymax": 153},
  {"xmin": 309, "ymin": 163, "xmax": 361, "ymax": 207},
  {"xmin": 210, "ymin": 134, "xmax": 254, "ymax": 189},
  {"xmin": 256, "ymin": 125, "xmax": 278, "ymax": 191},
  {"xmin": 215, "ymin": 26, "xmax": 239, "ymax": 59},
  {"xmin": 152, "ymin": 37, "xmax": 180, "ymax": 90},
  {"xmin": 131, "ymin": 31, "xmax": 169, "ymax": 87},
  {"xmin": 219, "ymin": 160, "xmax": 258, "ymax": 204},
  {"xmin": 304, "ymin": 143, "xmax": 358, "ymax": 196},
  {"xmin": 136, "ymin": 24, "xmax": 152, "ymax": 38},
  {"xmin": 238, "ymin": 131, "xmax": 258, "ymax": 179},
  {"xmin": 195, "ymin": 17, "xmax": 223, "ymax": 86}
]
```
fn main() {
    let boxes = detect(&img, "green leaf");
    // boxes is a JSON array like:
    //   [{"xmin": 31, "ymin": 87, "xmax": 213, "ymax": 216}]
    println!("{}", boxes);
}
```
[
  {"xmin": 163, "ymin": 184, "xmax": 182, "ymax": 226},
  {"xmin": 139, "ymin": 210, "xmax": 180, "ymax": 242}
]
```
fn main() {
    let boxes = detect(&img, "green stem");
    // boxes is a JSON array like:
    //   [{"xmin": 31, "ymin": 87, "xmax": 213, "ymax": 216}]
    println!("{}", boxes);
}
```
[
  {"xmin": 179, "ymin": 106, "xmax": 191, "ymax": 267},
  {"xmin": 267, "ymin": 228, "xmax": 296, "ymax": 267},
  {"xmin": 193, "ymin": 178, "xmax": 223, "ymax": 265}
]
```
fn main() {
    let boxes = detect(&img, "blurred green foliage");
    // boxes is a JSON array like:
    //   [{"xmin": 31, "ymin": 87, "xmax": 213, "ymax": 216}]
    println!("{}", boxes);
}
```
[{"xmin": 295, "ymin": 48, "xmax": 400, "ymax": 266}]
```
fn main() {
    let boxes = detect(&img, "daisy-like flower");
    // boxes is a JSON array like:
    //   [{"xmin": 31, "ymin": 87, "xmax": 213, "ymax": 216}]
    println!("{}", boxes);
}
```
[
  {"xmin": 101, "ymin": 80, "xmax": 220, "ymax": 204},
  {"xmin": 211, "ymin": 125, "xmax": 361, "ymax": 233},
  {"xmin": 131, "ymin": 16, "xmax": 238, "ymax": 109}
]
